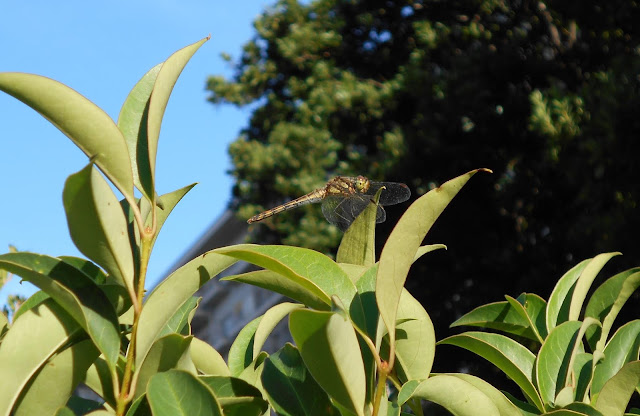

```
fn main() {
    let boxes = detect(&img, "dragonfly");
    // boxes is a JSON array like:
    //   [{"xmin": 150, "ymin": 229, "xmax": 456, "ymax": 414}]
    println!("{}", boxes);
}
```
[{"xmin": 247, "ymin": 176, "xmax": 411, "ymax": 231}]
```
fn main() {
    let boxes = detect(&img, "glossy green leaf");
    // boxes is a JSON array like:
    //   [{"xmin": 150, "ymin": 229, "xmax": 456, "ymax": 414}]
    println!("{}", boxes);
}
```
[
  {"xmin": 393, "ymin": 290, "xmax": 435, "ymax": 381},
  {"xmin": 594, "ymin": 361, "xmax": 640, "ymax": 415},
  {"xmin": 569, "ymin": 252, "xmax": 621, "ymax": 321},
  {"xmin": 0, "ymin": 299, "xmax": 80, "ymax": 416},
  {"xmin": 398, "ymin": 374, "xmax": 500, "ymax": 415},
  {"xmin": 253, "ymin": 302, "xmax": 303, "ymax": 357},
  {"xmin": 261, "ymin": 343, "xmax": 339, "ymax": 416},
  {"xmin": 546, "ymin": 259, "xmax": 590, "ymax": 332},
  {"xmin": 536, "ymin": 321, "xmax": 582, "ymax": 406},
  {"xmin": 145, "ymin": 37, "xmax": 210, "ymax": 191},
  {"xmin": 438, "ymin": 331, "xmax": 543, "ymax": 410},
  {"xmin": 223, "ymin": 269, "xmax": 329, "ymax": 310},
  {"xmin": 238, "ymin": 351, "xmax": 268, "ymax": 392},
  {"xmin": 584, "ymin": 268, "xmax": 640, "ymax": 352},
  {"xmin": 336, "ymin": 187, "xmax": 383, "ymax": 267},
  {"xmin": 147, "ymin": 369, "xmax": 223, "ymax": 416},
  {"xmin": 289, "ymin": 309, "xmax": 366, "ymax": 416},
  {"xmin": 505, "ymin": 293, "xmax": 548, "ymax": 342},
  {"xmin": 228, "ymin": 316, "xmax": 261, "ymax": 376},
  {"xmin": 118, "ymin": 63, "xmax": 162, "ymax": 201},
  {"xmin": 592, "ymin": 320, "xmax": 640, "ymax": 396},
  {"xmin": 54, "ymin": 407, "xmax": 76, "ymax": 416},
  {"xmin": 133, "ymin": 334, "xmax": 195, "ymax": 399},
  {"xmin": 199, "ymin": 375, "xmax": 268, "ymax": 416},
  {"xmin": 136, "ymin": 252, "xmax": 237, "ymax": 367},
  {"xmin": 377, "ymin": 169, "xmax": 488, "ymax": 355},
  {"xmin": 451, "ymin": 297, "xmax": 538, "ymax": 341},
  {"xmin": 152, "ymin": 184, "xmax": 197, "ymax": 247},
  {"xmin": 439, "ymin": 373, "xmax": 522, "ymax": 415},
  {"xmin": 0, "ymin": 72, "xmax": 134, "ymax": 201},
  {"xmin": 63, "ymin": 164, "xmax": 134, "ymax": 291},
  {"xmin": 573, "ymin": 352, "xmax": 594, "ymax": 402},
  {"xmin": 13, "ymin": 340, "xmax": 100, "ymax": 416},
  {"xmin": 562, "ymin": 403, "xmax": 605, "ymax": 416},
  {"xmin": 0, "ymin": 252, "xmax": 120, "ymax": 367},
  {"xmin": 216, "ymin": 244, "xmax": 356, "ymax": 308},
  {"xmin": 190, "ymin": 337, "xmax": 230, "ymax": 376}
]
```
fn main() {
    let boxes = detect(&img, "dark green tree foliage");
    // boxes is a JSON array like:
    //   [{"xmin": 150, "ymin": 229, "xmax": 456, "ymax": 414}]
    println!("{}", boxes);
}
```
[{"xmin": 208, "ymin": 0, "xmax": 640, "ymax": 376}]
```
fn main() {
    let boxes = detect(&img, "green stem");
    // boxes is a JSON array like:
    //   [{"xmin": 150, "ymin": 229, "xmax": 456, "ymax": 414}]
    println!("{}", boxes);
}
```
[
  {"xmin": 115, "ymin": 229, "xmax": 154, "ymax": 416},
  {"xmin": 372, "ymin": 361, "xmax": 389, "ymax": 416}
]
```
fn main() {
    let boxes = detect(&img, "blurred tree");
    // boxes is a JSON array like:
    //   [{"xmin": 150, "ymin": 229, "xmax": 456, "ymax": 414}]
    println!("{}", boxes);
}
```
[{"xmin": 208, "ymin": 0, "xmax": 640, "ymax": 382}]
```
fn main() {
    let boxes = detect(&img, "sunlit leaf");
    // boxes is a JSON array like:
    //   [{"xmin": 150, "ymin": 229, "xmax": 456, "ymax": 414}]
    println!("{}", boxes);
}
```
[
  {"xmin": 0, "ymin": 72, "xmax": 134, "ymax": 201},
  {"xmin": 377, "ymin": 169, "xmax": 489, "ymax": 358},
  {"xmin": 147, "ymin": 369, "xmax": 223, "ymax": 416}
]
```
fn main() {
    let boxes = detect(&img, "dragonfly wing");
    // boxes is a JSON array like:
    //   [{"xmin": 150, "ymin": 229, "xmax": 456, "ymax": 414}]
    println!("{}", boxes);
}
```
[
  {"xmin": 321, "ymin": 196, "xmax": 354, "ymax": 231},
  {"xmin": 366, "ymin": 182, "xmax": 411, "ymax": 206}
]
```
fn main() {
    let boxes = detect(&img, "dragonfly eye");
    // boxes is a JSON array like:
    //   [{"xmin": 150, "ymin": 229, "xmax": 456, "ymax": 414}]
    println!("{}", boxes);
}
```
[{"xmin": 355, "ymin": 176, "xmax": 370, "ymax": 193}]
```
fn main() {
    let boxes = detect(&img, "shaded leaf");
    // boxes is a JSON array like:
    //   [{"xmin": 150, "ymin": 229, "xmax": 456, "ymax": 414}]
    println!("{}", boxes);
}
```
[
  {"xmin": 190, "ymin": 337, "xmax": 230, "ymax": 376},
  {"xmin": 147, "ymin": 370, "xmax": 223, "ymax": 416},
  {"xmin": 261, "ymin": 343, "xmax": 339, "ymax": 416},
  {"xmin": 289, "ymin": 309, "xmax": 366, "ymax": 416}
]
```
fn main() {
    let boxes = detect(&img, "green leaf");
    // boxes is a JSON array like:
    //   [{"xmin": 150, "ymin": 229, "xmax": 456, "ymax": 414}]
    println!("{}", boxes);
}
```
[
  {"xmin": 147, "ymin": 369, "xmax": 223, "ymax": 416},
  {"xmin": 392, "ymin": 290, "xmax": 435, "ymax": 381},
  {"xmin": 136, "ymin": 252, "xmax": 236, "ymax": 367},
  {"xmin": 289, "ymin": 309, "xmax": 366, "ymax": 416},
  {"xmin": 536, "ymin": 321, "xmax": 582, "ymax": 406},
  {"xmin": 451, "ymin": 297, "xmax": 539, "ymax": 342},
  {"xmin": 223, "ymin": 269, "xmax": 329, "ymax": 310},
  {"xmin": 152, "ymin": 184, "xmax": 197, "ymax": 248},
  {"xmin": 377, "ymin": 169, "xmax": 488, "ymax": 356},
  {"xmin": 584, "ymin": 268, "xmax": 640, "ymax": 352},
  {"xmin": 133, "ymin": 334, "xmax": 195, "ymax": 399},
  {"xmin": 336, "ymin": 187, "xmax": 384, "ymax": 267},
  {"xmin": 157, "ymin": 296, "xmax": 200, "ymax": 337},
  {"xmin": 216, "ymin": 244, "xmax": 356, "ymax": 308},
  {"xmin": 228, "ymin": 316, "xmax": 261, "ymax": 376},
  {"xmin": 118, "ymin": 63, "xmax": 162, "ymax": 201},
  {"xmin": 84, "ymin": 356, "xmax": 118, "ymax": 408},
  {"xmin": 12, "ymin": 290, "xmax": 50, "ymax": 322},
  {"xmin": 199, "ymin": 375, "xmax": 268, "ymax": 416},
  {"xmin": 568, "ymin": 252, "xmax": 621, "ymax": 321},
  {"xmin": 190, "ymin": 337, "xmax": 230, "ymax": 376},
  {"xmin": 253, "ymin": 302, "xmax": 303, "ymax": 357},
  {"xmin": 125, "ymin": 394, "xmax": 152, "ymax": 416},
  {"xmin": 145, "ymin": 37, "xmax": 210, "ymax": 194},
  {"xmin": 13, "ymin": 340, "xmax": 100, "ymax": 416},
  {"xmin": 58, "ymin": 256, "xmax": 108, "ymax": 284},
  {"xmin": 592, "ymin": 320, "xmax": 640, "ymax": 396},
  {"xmin": 261, "ymin": 344, "xmax": 339, "ymax": 416},
  {"xmin": 0, "ymin": 253, "xmax": 120, "ymax": 367},
  {"xmin": 546, "ymin": 259, "xmax": 590, "ymax": 332},
  {"xmin": 398, "ymin": 374, "xmax": 500, "ymax": 415},
  {"xmin": 63, "ymin": 163, "xmax": 135, "ymax": 291},
  {"xmin": 438, "ymin": 331, "xmax": 543, "ymax": 410},
  {"xmin": 0, "ymin": 299, "xmax": 81, "ymax": 416},
  {"xmin": 438, "ymin": 373, "xmax": 522, "ymax": 416},
  {"xmin": 0, "ymin": 72, "xmax": 134, "ymax": 201},
  {"xmin": 594, "ymin": 361, "xmax": 640, "ymax": 416},
  {"xmin": 573, "ymin": 352, "xmax": 594, "ymax": 402}
]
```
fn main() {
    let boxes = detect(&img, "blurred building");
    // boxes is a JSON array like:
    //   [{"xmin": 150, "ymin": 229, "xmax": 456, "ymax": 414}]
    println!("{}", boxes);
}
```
[{"xmin": 162, "ymin": 210, "xmax": 290, "ymax": 356}]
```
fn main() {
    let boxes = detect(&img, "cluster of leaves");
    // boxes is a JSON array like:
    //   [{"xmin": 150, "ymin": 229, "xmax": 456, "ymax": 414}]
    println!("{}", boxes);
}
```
[
  {"xmin": 442, "ymin": 254, "xmax": 640, "ymax": 415},
  {"xmin": 207, "ymin": 0, "xmax": 640, "ymax": 356},
  {"xmin": 0, "ymin": 37, "xmax": 271, "ymax": 416}
]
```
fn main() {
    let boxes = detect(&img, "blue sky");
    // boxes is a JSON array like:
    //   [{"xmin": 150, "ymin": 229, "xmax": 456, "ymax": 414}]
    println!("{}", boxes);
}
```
[{"xmin": 0, "ymin": 1, "xmax": 271, "ymax": 306}]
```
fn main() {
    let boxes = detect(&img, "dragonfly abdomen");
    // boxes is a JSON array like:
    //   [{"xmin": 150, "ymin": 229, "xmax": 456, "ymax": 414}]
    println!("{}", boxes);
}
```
[{"xmin": 247, "ymin": 188, "xmax": 326, "ymax": 223}]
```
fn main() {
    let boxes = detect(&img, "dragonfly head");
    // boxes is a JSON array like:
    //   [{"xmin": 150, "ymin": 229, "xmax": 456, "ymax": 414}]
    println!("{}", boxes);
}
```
[{"xmin": 354, "ymin": 175, "xmax": 370, "ymax": 193}]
